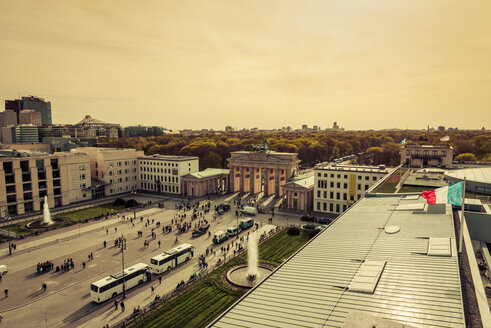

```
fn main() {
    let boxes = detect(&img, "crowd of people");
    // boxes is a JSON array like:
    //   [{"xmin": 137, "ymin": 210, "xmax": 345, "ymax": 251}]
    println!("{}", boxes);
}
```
[{"xmin": 36, "ymin": 261, "xmax": 54, "ymax": 274}]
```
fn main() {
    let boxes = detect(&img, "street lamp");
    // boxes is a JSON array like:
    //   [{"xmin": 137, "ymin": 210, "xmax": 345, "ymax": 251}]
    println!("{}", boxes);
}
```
[
  {"xmin": 6, "ymin": 213, "xmax": 11, "ymax": 256},
  {"xmin": 120, "ymin": 234, "xmax": 127, "ymax": 299},
  {"xmin": 131, "ymin": 190, "xmax": 137, "ymax": 221}
]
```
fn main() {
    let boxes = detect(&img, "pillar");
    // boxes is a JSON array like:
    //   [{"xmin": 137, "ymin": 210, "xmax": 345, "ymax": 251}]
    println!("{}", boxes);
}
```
[
  {"xmin": 263, "ymin": 168, "xmax": 269, "ymax": 195},
  {"xmin": 250, "ymin": 167, "xmax": 255, "ymax": 194},
  {"xmin": 275, "ymin": 168, "xmax": 280, "ymax": 197},
  {"xmin": 229, "ymin": 166, "xmax": 235, "ymax": 192},
  {"xmin": 240, "ymin": 167, "xmax": 245, "ymax": 193}
]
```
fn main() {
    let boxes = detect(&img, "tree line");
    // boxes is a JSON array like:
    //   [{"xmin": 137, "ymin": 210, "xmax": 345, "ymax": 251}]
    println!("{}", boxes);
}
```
[{"xmin": 102, "ymin": 131, "xmax": 491, "ymax": 170}]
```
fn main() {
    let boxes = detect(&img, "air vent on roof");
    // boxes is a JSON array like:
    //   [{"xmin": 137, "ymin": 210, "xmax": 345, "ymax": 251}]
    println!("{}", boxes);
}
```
[
  {"xmin": 384, "ymin": 225, "xmax": 400, "ymax": 234},
  {"xmin": 403, "ymin": 195, "xmax": 420, "ymax": 200},
  {"xmin": 395, "ymin": 203, "xmax": 426, "ymax": 211},
  {"xmin": 427, "ymin": 237, "xmax": 451, "ymax": 257},
  {"xmin": 349, "ymin": 260, "xmax": 386, "ymax": 294}
]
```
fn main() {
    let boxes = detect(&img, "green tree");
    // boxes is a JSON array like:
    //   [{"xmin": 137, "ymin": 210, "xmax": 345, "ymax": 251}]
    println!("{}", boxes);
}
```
[{"xmin": 454, "ymin": 153, "xmax": 477, "ymax": 162}]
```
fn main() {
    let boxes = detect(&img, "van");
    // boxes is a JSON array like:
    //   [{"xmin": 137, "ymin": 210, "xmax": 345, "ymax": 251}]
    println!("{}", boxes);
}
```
[
  {"xmin": 0, "ymin": 265, "xmax": 7, "ymax": 275},
  {"xmin": 239, "ymin": 218, "xmax": 254, "ymax": 230},
  {"xmin": 240, "ymin": 206, "xmax": 257, "ymax": 216},
  {"xmin": 226, "ymin": 225, "xmax": 241, "ymax": 237},
  {"xmin": 212, "ymin": 231, "xmax": 228, "ymax": 244}
]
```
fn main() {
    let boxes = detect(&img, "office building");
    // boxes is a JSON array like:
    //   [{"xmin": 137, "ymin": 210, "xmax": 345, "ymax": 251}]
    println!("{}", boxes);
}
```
[
  {"xmin": 401, "ymin": 144, "xmax": 453, "ymax": 168},
  {"xmin": 314, "ymin": 163, "xmax": 389, "ymax": 214},
  {"xmin": 71, "ymin": 147, "xmax": 142, "ymax": 198},
  {"xmin": 5, "ymin": 96, "xmax": 52, "ymax": 125},
  {"xmin": 123, "ymin": 126, "xmax": 163, "ymax": 138},
  {"xmin": 19, "ymin": 110, "xmax": 42, "ymax": 126},
  {"xmin": 0, "ymin": 150, "xmax": 91, "ymax": 216},
  {"xmin": 138, "ymin": 155, "xmax": 199, "ymax": 194},
  {"xmin": 1, "ymin": 125, "xmax": 39, "ymax": 144},
  {"xmin": 0, "ymin": 110, "xmax": 18, "ymax": 127}
]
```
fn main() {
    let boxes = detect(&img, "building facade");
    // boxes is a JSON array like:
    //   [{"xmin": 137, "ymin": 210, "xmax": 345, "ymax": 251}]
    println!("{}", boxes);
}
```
[
  {"xmin": 19, "ymin": 110, "xmax": 42, "ymax": 126},
  {"xmin": 0, "ymin": 110, "xmax": 18, "ymax": 127},
  {"xmin": 401, "ymin": 144, "xmax": 453, "ymax": 168},
  {"xmin": 227, "ymin": 150, "xmax": 300, "ymax": 197},
  {"xmin": 314, "ymin": 164, "xmax": 389, "ymax": 214},
  {"xmin": 0, "ymin": 151, "xmax": 91, "ymax": 216},
  {"xmin": 181, "ymin": 168, "xmax": 230, "ymax": 197},
  {"xmin": 71, "ymin": 147, "xmax": 142, "ymax": 198},
  {"xmin": 123, "ymin": 126, "xmax": 163, "ymax": 138},
  {"xmin": 13, "ymin": 125, "xmax": 39, "ymax": 144},
  {"xmin": 138, "ymin": 155, "xmax": 199, "ymax": 194},
  {"xmin": 281, "ymin": 174, "xmax": 314, "ymax": 212}
]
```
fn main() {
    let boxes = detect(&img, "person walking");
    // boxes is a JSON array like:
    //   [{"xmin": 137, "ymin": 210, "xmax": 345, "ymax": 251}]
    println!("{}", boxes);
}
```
[
  {"xmin": 114, "ymin": 299, "xmax": 118, "ymax": 310},
  {"xmin": 151, "ymin": 285, "xmax": 154, "ymax": 294},
  {"xmin": 4, "ymin": 289, "xmax": 7, "ymax": 298},
  {"xmin": 159, "ymin": 276, "xmax": 162, "ymax": 285},
  {"xmin": 42, "ymin": 281, "xmax": 47, "ymax": 292},
  {"xmin": 120, "ymin": 301, "xmax": 125, "ymax": 312},
  {"xmin": 158, "ymin": 240, "xmax": 161, "ymax": 248}
]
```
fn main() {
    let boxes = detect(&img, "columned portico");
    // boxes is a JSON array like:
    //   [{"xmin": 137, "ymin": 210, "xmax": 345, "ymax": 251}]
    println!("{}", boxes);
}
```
[{"xmin": 227, "ymin": 150, "xmax": 300, "ymax": 198}]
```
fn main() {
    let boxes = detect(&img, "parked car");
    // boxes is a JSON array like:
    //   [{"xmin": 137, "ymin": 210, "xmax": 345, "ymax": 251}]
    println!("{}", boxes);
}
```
[
  {"xmin": 212, "ymin": 231, "xmax": 228, "ymax": 244},
  {"xmin": 317, "ymin": 217, "xmax": 332, "ymax": 224},
  {"xmin": 191, "ymin": 223, "xmax": 210, "ymax": 237},
  {"xmin": 239, "ymin": 218, "xmax": 254, "ymax": 230},
  {"xmin": 0, "ymin": 265, "xmax": 7, "ymax": 275},
  {"xmin": 215, "ymin": 204, "xmax": 231, "ymax": 215},
  {"xmin": 300, "ymin": 215, "xmax": 316, "ymax": 222},
  {"xmin": 315, "ymin": 225, "xmax": 328, "ymax": 231},
  {"xmin": 302, "ymin": 224, "xmax": 316, "ymax": 230}
]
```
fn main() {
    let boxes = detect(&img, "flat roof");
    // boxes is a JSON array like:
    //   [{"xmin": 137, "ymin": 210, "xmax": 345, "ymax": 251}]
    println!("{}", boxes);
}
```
[
  {"xmin": 183, "ymin": 168, "xmax": 230, "ymax": 179},
  {"xmin": 282, "ymin": 173, "xmax": 314, "ymax": 189},
  {"xmin": 315, "ymin": 164, "xmax": 389, "ymax": 174},
  {"xmin": 209, "ymin": 195, "xmax": 465, "ymax": 328},
  {"xmin": 445, "ymin": 167, "xmax": 491, "ymax": 185},
  {"xmin": 139, "ymin": 155, "xmax": 199, "ymax": 161}
]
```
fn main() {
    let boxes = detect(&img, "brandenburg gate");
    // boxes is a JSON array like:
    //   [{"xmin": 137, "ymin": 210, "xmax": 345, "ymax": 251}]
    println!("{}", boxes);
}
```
[{"xmin": 227, "ymin": 143, "xmax": 300, "ymax": 198}]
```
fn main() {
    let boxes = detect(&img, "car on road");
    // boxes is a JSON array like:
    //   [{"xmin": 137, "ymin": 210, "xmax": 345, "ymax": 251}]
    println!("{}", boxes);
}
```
[
  {"xmin": 0, "ymin": 265, "xmax": 7, "ymax": 275},
  {"xmin": 315, "ymin": 225, "xmax": 328, "ymax": 231},
  {"xmin": 317, "ymin": 217, "xmax": 332, "ymax": 224},
  {"xmin": 192, "ymin": 223, "xmax": 210, "ymax": 237},
  {"xmin": 226, "ymin": 225, "xmax": 241, "ymax": 237},
  {"xmin": 239, "ymin": 218, "xmax": 254, "ymax": 230},
  {"xmin": 301, "ymin": 224, "xmax": 316, "ymax": 230},
  {"xmin": 300, "ymin": 215, "xmax": 316, "ymax": 222},
  {"xmin": 215, "ymin": 203, "xmax": 231, "ymax": 215}
]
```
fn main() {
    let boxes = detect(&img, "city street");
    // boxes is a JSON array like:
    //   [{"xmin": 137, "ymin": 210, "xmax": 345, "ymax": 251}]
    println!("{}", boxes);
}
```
[{"xmin": 0, "ymin": 194, "xmax": 306, "ymax": 328}]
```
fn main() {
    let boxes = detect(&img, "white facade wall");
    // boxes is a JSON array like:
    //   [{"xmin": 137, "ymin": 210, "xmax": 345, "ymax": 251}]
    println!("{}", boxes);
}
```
[
  {"xmin": 314, "ymin": 165, "xmax": 389, "ymax": 214},
  {"xmin": 64, "ymin": 153, "xmax": 91, "ymax": 203},
  {"xmin": 138, "ymin": 156, "xmax": 199, "ymax": 194}
]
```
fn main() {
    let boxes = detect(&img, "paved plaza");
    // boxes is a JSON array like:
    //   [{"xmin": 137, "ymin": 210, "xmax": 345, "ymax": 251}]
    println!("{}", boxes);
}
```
[{"xmin": 0, "ymin": 193, "xmax": 309, "ymax": 328}]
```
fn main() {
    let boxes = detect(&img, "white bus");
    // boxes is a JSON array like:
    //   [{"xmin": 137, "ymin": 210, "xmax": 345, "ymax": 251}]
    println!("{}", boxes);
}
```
[
  {"xmin": 90, "ymin": 263, "xmax": 150, "ymax": 303},
  {"xmin": 150, "ymin": 243, "xmax": 194, "ymax": 274}
]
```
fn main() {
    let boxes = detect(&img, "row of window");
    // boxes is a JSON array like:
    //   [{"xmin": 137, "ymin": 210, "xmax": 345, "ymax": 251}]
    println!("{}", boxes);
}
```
[
  {"xmin": 317, "ymin": 172, "xmax": 380, "ymax": 181},
  {"xmin": 3, "ymin": 159, "xmax": 60, "ymax": 174},
  {"xmin": 4, "ymin": 179, "xmax": 62, "ymax": 195},
  {"xmin": 96, "ymin": 160, "xmax": 137, "ymax": 169},
  {"xmin": 141, "ymin": 174, "xmax": 178, "ymax": 183},
  {"xmin": 406, "ymin": 150, "xmax": 447, "ymax": 156},
  {"xmin": 140, "ymin": 167, "xmax": 179, "ymax": 174},
  {"xmin": 108, "ymin": 184, "xmax": 138, "ymax": 194},
  {"xmin": 3, "ymin": 170, "xmax": 61, "ymax": 184},
  {"xmin": 317, "ymin": 180, "xmax": 372, "ymax": 191},
  {"xmin": 316, "ymin": 202, "xmax": 349, "ymax": 213},
  {"xmin": 6, "ymin": 188, "xmax": 62, "ymax": 203},
  {"xmin": 140, "ymin": 161, "xmax": 189, "ymax": 167},
  {"xmin": 316, "ymin": 191, "xmax": 363, "ymax": 201},
  {"xmin": 141, "ymin": 182, "xmax": 179, "ymax": 193},
  {"xmin": 108, "ymin": 176, "xmax": 137, "ymax": 185}
]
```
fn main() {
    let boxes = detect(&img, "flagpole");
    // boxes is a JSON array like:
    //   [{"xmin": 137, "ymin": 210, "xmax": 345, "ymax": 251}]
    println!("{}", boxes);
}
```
[{"xmin": 458, "ymin": 177, "xmax": 466, "ymax": 254}]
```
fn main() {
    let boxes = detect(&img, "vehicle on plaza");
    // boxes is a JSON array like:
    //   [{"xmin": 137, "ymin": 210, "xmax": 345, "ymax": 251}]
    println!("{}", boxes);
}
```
[
  {"xmin": 149, "ymin": 243, "xmax": 194, "ymax": 274},
  {"xmin": 215, "ymin": 203, "xmax": 231, "ymax": 215},
  {"xmin": 317, "ymin": 217, "xmax": 332, "ymax": 224},
  {"xmin": 0, "ymin": 265, "xmax": 7, "ymax": 275},
  {"xmin": 240, "ymin": 206, "xmax": 257, "ymax": 216},
  {"xmin": 315, "ymin": 225, "xmax": 328, "ymax": 231},
  {"xmin": 239, "ymin": 218, "xmax": 254, "ymax": 230},
  {"xmin": 191, "ymin": 223, "xmax": 210, "ymax": 237},
  {"xmin": 212, "ymin": 230, "xmax": 229, "ymax": 244},
  {"xmin": 227, "ymin": 225, "xmax": 241, "ymax": 237},
  {"xmin": 302, "ymin": 223, "xmax": 316, "ymax": 230},
  {"xmin": 90, "ymin": 263, "xmax": 150, "ymax": 303},
  {"xmin": 300, "ymin": 215, "xmax": 316, "ymax": 222}
]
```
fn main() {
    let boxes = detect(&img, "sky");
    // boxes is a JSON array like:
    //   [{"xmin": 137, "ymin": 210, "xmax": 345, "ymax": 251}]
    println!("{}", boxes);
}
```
[{"xmin": 0, "ymin": 0, "xmax": 490, "ymax": 130}]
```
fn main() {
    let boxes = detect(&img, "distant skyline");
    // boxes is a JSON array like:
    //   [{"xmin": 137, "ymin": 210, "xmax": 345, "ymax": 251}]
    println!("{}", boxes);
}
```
[{"xmin": 1, "ymin": 1, "xmax": 490, "ymax": 130}]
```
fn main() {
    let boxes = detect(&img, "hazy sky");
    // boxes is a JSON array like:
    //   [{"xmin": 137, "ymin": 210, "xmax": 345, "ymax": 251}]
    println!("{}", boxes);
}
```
[{"xmin": 1, "ymin": 1, "xmax": 490, "ymax": 130}]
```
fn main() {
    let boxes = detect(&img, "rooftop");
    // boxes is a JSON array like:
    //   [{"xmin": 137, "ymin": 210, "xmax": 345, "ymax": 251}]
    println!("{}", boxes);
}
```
[
  {"xmin": 315, "ymin": 163, "xmax": 390, "ymax": 174},
  {"xmin": 210, "ymin": 195, "xmax": 466, "ymax": 328},
  {"xmin": 139, "ymin": 155, "xmax": 199, "ymax": 161},
  {"xmin": 183, "ymin": 168, "xmax": 230, "ymax": 179},
  {"xmin": 282, "ymin": 173, "xmax": 314, "ymax": 189},
  {"xmin": 445, "ymin": 167, "xmax": 491, "ymax": 185}
]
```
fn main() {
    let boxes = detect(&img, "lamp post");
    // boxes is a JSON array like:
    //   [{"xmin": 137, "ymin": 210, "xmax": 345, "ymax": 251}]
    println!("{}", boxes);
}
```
[
  {"xmin": 6, "ymin": 213, "xmax": 11, "ymax": 256},
  {"xmin": 120, "ymin": 234, "xmax": 127, "ymax": 299},
  {"xmin": 131, "ymin": 191, "xmax": 137, "ymax": 221}
]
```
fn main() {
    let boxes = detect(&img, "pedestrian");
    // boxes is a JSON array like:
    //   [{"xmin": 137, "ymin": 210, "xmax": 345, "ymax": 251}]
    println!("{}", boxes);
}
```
[
  {"xmin": 106, "ymin": 228, "xmax": 108, "ymax": 234},
  {"xmin": 159, "ymin": 276, "xmax": 162, "ymax": 285},
  {"xmin": 114, "ymin": 299, "xmax": 118, "ymax": 310},
  {"xmin": 42, "ymin": 282, "xmax": 47, "ymax": 292},
  {"xmin": 4, "ymin": 289, "xmax": 7, "ymax": 298},
  {"xmin": 151, "ymin": 286, "xmax": 154, "ymax": 294},
  {"xmin": 83, "ymin": 262, "xmax": 86, "ymax": 269},
  {"xmin": 120, "ymin": 301, "xmax": 125, "ymax": 312},
  {"xmin": 103, "ymin": 240, "xmax": 107, "ymax": 248},
  {"xmin": 158, "ymin": 240, "xmax": 161, "ymax": 248},
  {"xmin": 115, "ymin": 227, "xmax": 117, "ymax": 233},
  {"xmin": 90, "ymin": 252, "xmax": 93, "ymax": 260}
]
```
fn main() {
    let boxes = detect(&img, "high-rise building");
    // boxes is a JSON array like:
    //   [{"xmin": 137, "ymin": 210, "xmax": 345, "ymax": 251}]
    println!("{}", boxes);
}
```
[
  {"xmin": 0, "ymin": 125, "xmax": 39, "ymax": 144},
  {"xmin": 0, "ymin": 110, "xmax": 18, "ymax": 127},
  {"xmin": 123, "ymin": 126, "xmax": 163, "ymax": 138},
  {"xmin": 5, "ymin": 96, "xmax": 52, "ymax": 124},
  {"xmin": 19, "ymin": 110, "xmax": 42, "ymax": 126}
]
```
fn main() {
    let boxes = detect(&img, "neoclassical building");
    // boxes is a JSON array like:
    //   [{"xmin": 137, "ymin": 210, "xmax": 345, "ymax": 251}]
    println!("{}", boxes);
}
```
[{"xmin": 227, "ymin": 150, "xmax": 300, "ymax": 197}]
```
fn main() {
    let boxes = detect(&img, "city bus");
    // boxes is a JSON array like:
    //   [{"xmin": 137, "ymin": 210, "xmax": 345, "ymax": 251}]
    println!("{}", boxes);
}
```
[
  {"xmin": 239, "ymin": 218, "xmax": 254, "ymax": 230},
  {"xmin": 149, "ymin": 243, "xmax": 194, "ymax": 274},
  {"xmin": 227, "ymin": 225, "xmax": 241, "ymax": 237},
  {"xmin": 90, "ymin": 263, "xmax": 150, "ymax": 303}
]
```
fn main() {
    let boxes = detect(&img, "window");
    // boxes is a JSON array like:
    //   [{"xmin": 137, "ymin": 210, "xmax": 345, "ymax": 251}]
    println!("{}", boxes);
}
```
[
  {"xmin": 117, "ymin": 161, "xmax": 122, "ymax": 167},
  {"xmin": 336, "ymin": 204, "xmax": 340, "ymax": 212},
  {"xmin": 7, "ymin": 195, "xmax": 16, "ymax": 203},
  {"xmin": 365, "ymin": 185, "xmax": 369, "ymax": 190},
  {"xmin": 79, "ymin": 164, "xmax": 85, "ymax": 170},
  {"xmin": 38, "ymin": 171, "xmax": 46, "ymax": 180},
  {"xmin": 350, "ymin": 195, "xmax": 354, "ymax": 201},
  {"xmin": 80, "ymin": 183, "xmax": 86, "ymax": 189},
  {"xmin": 22, "ymin": 173, "xmax": 31, "ymax": 182},
  {"xmin": 80, "ymin": 174, "xmax": 86, "ymax": 180},
  {"xmin": 330, "ymin": 203, "xmax": 333, "ymax": 211},
  {"xmin": 23, "ymin": 183, "xmax": 32, "ymax": 191},
  {"xmin": 343, "ymin": 205, "xmax": 347, "ymax": 212},
  {"xmin": 53, "ymin": 180, "xmax": 61, "ymax": 187},
  {"xmin": 323, "ymin": 202, "xmax": 327, "ymax": 211},
  {"xmin": 330, "ymin": 191, "xmax": 333, "ymax": 199},
  {"xmin": 343, "ymin": 183, "xmax": 347, "ymax": 189},
  {"xmin": 324, "ymin": 173, "xmax": 327, "ymax": 177},
  {"xmin": 330, "ymin": 182, "xmax": 334, "ymax": 188},
  {"xmin": 36, "ymin": 159, "xmax": 44, "ymax": 170},
  {"xmin": 336, "ymin": 192, "xmax": 340, "ymax": 200},
  {"xmin": 337, "ymin": 174, "xmax": 341, "ymax": 178},
  {"xmin": 337, "ymin": 182, "xmax": 340, "ymax": 188},
  {"xmin": 365, "ymin": 176, "xmax": 369, "ymax": 181},
  {"xmin": 344, "ymin": 175, "xmax": 347, "ymax": 179},
  {"xmin": 373, "ymin": 177, "xmax": 377, "ymax": 181},
  {"xmin": 317, "ymin": 191, "xmax": 321, "ymax": 198},
  {"xmin": 330, "ymin": 174, "xmax": 334, "ymax": 178},
  {"xmin": 343, "ymin": 193, "xmax": 347, "ymax": 200},
  {"xmin": 38, "ymin": 181, "xmax": 47, "ymax": 189},
  {"xmin": 357, "ymin": 184, "xmax": 361, "ymax": 190},
  {"xmin": 51, "ymin": 158, "xmax": 59, "ymax": 170},
  {"xmin": 3, "ymin": 162, "xmax": 13, "ymax": 174},
  {"xmin": 6, "ymin": 185, "xmax": 16, "ymax": 194},
  {"xmin": 317, "ymin": 173, "xmax": 321, "ymax": 177},
  {"xmin": 357, "ymin": 176, "xmax": 361, "ymax": 180},
  {"xmin": 20, "ymin": 160, "xmax": 29, "ymax": 172},
  {"xmin": 323, "ymin": 191, "xmax": 327, "ymax": 198}
]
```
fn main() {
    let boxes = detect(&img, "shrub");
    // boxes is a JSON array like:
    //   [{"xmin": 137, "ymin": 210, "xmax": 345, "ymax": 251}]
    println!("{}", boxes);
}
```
[
  {"xmin": 113, "ymin": 198, "xmax": 126, "ymax": 206},
  {"xmin": 287, "ymin": 227, "xmax": 300, "ymax": 236},
  {"xmin": 125, "ymin": 199, "xmax": 139, "ymax": 208}
]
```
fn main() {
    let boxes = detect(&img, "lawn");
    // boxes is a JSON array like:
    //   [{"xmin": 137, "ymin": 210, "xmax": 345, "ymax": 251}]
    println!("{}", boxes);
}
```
[
  {"xmin": 375, "ymin": 168, "xmax": 408, "ymax": 193},
  {"xmin": 133, "ymin": 228, "xmax": 314, "ymax": 328},
  {"xmin": 55, "ymin": 203, "xmax": 125, "ymax": 223},
  {"xmin": 398, "ymin": 185, "xmax": 430, "ymax": 193},
  {"xmin": 0, "ymin": 203, "xmax": 125, "ymax": 239}
]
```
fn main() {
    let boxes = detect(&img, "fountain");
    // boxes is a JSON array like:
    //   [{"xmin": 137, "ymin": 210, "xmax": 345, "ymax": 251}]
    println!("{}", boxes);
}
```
[
  {"xmin": 226, "ymin": 231, "xmax": 273, "ymax": 289},
  {"xmin": 25, "ymin": 196, "xmax": 65, "ymax": 229}
]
